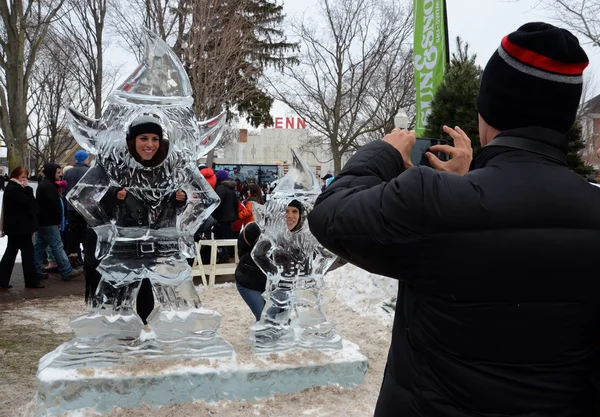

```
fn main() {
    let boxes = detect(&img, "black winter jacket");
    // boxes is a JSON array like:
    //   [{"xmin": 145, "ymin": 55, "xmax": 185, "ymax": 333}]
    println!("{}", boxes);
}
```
[
  {"xmin": 213, "ymin": 180, "xmax": 239, "ymax": 223},
  {"xmin": 36, "ymin": 163, "xmax": 62, "ymax": 227},
  {"xmin": 309, "ymin": 127, "xmax": 600, "ymax": 417},
  {"xmin": 2, "ymin": 180, "xmax": 37, "ymax": 235},
  {"xmin": 235, "ymin": 222, "xmax": 267, "ymax": 292},
  {"xmin": 100, "ymin": 187, "xmax": 182, "ymax": 229},
  {"xmin": 63, "ymin": 162, "xmax": 89, "ymax": 210}
]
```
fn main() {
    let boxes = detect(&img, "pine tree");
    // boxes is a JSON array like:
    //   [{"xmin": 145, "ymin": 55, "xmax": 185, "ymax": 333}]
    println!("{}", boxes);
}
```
[
  {"xmin": 186, "ymin": 0, "xmax": 298, "ymax": 127},
  {"xmin": 566, "ymin": 123, "xmax": 594, "ymax": 177},
  {"xmin": 423, "ymin": 37, "xmax": 483, "ymax": 155}
]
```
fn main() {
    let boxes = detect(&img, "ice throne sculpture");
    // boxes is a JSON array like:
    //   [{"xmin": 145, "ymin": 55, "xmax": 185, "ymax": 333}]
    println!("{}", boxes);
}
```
[
  {"xmin": 42, "ymin": 30, "xmax": 233, "ymax": 367},
  {"xmin": 249, "ymin": 150, "xmax": 343, "ymax": 354}
]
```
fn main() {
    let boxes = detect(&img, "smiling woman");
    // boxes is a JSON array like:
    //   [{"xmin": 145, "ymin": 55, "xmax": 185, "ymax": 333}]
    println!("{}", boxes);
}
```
[{"xmin": 126, "ymin": 115, "xmax": 168, "ymax": 167}]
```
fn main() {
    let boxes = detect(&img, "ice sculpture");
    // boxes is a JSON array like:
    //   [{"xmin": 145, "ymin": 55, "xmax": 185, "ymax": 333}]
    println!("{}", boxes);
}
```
[
  {"xmin": 51, "ymin": 29, "xmax": 233, "ymax": 364},
  {"xmin": 249, "ymin": 150, "xmax": 342, "ymax": 353}
]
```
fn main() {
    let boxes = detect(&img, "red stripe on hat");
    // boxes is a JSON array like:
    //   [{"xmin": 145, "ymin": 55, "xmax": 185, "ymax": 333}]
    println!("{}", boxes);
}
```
[{"xmin": 501, "ymin": 36, "xmax": 588, "ymax": 75}]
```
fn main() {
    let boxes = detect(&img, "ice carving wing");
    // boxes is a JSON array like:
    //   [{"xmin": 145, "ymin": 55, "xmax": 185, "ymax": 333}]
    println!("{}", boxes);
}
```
[
  {"xmin": 196, "ymin": 112, "xmax": 227, "ymax": 159},
  {"xmin": 65, "ymin": 108, "xmax": 100, "ymax": 154}
]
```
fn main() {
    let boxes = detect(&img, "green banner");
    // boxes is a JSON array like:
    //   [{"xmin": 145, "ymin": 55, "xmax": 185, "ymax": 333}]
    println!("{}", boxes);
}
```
[{"xmin": 414, "ymin": 0, "xmax": 447, "ymax": 136}]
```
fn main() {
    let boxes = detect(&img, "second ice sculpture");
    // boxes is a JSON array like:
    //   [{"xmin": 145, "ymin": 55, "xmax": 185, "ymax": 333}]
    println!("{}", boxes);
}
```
[
  {"xmin": 53, "ymin": 29, "xmax": 233, "ymax": 365},
  {"xmin": 249, "ymin": 150, "xmax": 342, "ymax": 353}
]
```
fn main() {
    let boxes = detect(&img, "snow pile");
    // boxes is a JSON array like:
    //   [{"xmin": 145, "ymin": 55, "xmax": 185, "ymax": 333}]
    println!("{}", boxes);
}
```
[{"xmin": 324, "ymin": 264, "xmax": 397, "ymax": 328}]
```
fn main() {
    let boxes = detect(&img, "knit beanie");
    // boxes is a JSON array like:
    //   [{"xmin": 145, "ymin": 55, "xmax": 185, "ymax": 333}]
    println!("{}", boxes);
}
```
[
  {"xmin": 127, "ymin": 115, "xmax": 163, "ymax": 142},
  {"xmin": 477, "ymin": 22, "xmax": 589, "ymax": 134},
  {"xmin": 75, "ymin": 150, "xmax": 89, "ymax": 163},
  {"xmin": 215, "ymin": 170, "xmax": 229, "ymax": 182}
]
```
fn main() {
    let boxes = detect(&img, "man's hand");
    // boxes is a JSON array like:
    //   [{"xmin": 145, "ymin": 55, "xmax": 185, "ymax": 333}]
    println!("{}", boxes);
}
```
[
  {"xmin": 116, "ymin": 188, "xmax": 127, "ymax": 200},
  {"xmin": 426, "ymin": 126, "xmax": 473, "ymax": 176},
  {"xmin": 175, "ymin": 189, "xmax": 186, "ymax": 202},
  {"xmin": 383, "ymin": 128, "xmax": 417, "ymax": 169}
]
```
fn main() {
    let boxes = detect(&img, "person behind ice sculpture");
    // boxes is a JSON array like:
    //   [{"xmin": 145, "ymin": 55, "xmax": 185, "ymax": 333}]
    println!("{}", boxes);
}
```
[
  {"xmin": 235, "ymin": 222, "xmax": 267, "ymax": 321},
  {"xmin": 73, "ymin": 115, "xmax": 188, "ymax": 337},
  {"xmin": 105, "ymin": 117, "xmax": 185, "ymax": 326},
  {"xmin": 250, "ymin": 199, "xmax": 338, "ymax": 351}
]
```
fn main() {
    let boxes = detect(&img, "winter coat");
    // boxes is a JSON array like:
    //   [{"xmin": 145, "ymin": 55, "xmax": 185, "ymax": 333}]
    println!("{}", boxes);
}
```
[
  {"xmin": 100, "ymin": 187, "xmax": 183, "ymax": 229},
  {"xmin": 235, "ymin": 222, "xmax": 266, "ymax": 292},
  {"xmin": 309, "ymin": 126, "xmax": 600, "ymax": 417},
  {"xmin": 2, "ymin": 180, "xmax": 37, "ymax": 235},
  {"xmin": 213, "ymin": 180, "xmax": 239, "ymax": 223},
  {"xmin": 63, "ymin": 162, "xmax": 89, "ymax": 210},
  {"xmin": 239, "ymin": 196, "xmax": 261, "ymax": 226},
  {"xmin": 36, "ymin": 163, "xmax": 63, "ymax": 227},
  {"xmin": 200, "ymin": 167, "xmax": 217, "ymax": 189}
]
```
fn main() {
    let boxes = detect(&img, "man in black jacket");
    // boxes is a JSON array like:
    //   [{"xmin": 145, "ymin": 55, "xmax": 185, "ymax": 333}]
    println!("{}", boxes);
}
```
[
  {"xmin": 63, "ymin": 149, "xmax": 90, "ymax": 266},
  {"xmin": 34, "ymin": 163, "xmax": 83, "ymax": 281},
  {"xmin": 310, "ymin": 23, "xmax": 600, "ymax": 417}
]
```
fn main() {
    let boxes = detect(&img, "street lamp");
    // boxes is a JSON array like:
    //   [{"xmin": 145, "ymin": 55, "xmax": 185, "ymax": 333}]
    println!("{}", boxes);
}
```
[{"xmin": 394, "ymin": 108, "xmax": 409, "ymax": 129}]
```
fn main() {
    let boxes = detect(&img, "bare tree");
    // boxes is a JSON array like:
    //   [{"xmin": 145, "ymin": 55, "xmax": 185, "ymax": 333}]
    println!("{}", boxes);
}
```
[
  {"xmin": 51, "ymin": 0, "xmax": 113, "ymax": 118},
  {"xmin": 27, "ymin": 41, "xmax": 77, "ymax": 166},
  {"xmin": 268, "ymin": 0, "xmax": 414, "ymax": 173},
  {"xmin": 535, "ymin": 0, "xmax": 600, "ymax": 46},
  {"xmin": 0, "ymin": 0, "xmax": 67, "ymax": 169},
  {"xmin": 109, "ymin": 0, "xmax": 187, "ymax": 63}
]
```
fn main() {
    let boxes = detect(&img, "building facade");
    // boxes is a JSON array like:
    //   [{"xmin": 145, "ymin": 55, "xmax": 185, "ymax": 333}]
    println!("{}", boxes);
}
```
[
  {"xmin": 581, "ymin": 95, "xmax": 600, "ymax": 173},
  {"xmin": 201, "ymin": 118, "xmax": 337, "ymax": 182}
]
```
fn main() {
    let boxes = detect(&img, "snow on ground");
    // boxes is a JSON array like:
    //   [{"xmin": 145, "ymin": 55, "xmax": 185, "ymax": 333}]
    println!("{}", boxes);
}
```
[{"xmin": 2, "ymin": 263, "xmax": 395, "ymax": 417}]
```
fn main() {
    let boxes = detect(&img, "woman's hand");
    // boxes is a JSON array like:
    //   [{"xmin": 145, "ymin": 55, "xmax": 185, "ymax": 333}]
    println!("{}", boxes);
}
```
[
  {"xmin": 116, "ymin": 188, "xmax": 127, "ymax": 200},
  {"xmin": 175, "ymin": 189, "xmax": 186, "ymax": 202}
]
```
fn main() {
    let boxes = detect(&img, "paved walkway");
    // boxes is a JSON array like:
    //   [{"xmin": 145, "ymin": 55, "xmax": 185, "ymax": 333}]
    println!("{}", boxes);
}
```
[{"xmin": 0, "ymin": 263, "xmax": 236, "ymax": 304}]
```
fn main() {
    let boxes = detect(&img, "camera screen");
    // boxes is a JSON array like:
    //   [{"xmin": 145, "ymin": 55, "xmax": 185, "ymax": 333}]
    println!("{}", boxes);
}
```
[{"xmin": 409, "ymin": 138, "xmax": 449, "ymax": 167}]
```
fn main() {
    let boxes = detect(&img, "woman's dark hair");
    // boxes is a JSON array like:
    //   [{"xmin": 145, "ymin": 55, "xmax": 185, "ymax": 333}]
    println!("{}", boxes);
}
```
[
  {"xmin": 10, "ymin": 166, "xmax": 28, "ymax": 179},
  {"xmin": 249, "ymin": 184, "xmax": 262, "ymax": 201}
]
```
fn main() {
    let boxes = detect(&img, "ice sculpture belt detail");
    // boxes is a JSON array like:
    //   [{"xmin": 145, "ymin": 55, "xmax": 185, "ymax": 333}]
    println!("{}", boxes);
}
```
[{"xmin": 58, "ymin": 29, "xmax": 232, "ymax": 362}]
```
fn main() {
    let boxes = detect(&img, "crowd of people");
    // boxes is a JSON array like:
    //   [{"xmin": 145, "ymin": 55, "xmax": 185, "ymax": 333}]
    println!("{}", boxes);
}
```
[{"xmin": 0, "ymin": 150, "xmax": 91, "ymax": 289}]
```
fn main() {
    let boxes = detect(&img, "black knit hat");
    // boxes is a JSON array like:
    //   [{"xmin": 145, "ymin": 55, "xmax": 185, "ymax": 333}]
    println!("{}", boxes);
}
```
[
  {"xmin": 127, "ymin": 115, "xmax": 163, "ymax": 142},
  {"xmin": 477, "ymin": 22, "xmax": 589, "ymax": 134}
]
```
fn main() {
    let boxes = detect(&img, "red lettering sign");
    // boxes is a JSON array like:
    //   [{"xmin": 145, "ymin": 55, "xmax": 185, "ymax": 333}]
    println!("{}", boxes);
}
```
[{"xmin": 272, "ymin": 117, "xmax": 306, "ymax": 129}]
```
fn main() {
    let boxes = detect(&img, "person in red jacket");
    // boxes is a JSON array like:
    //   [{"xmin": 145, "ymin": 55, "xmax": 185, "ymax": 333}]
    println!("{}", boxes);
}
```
[
  {"xmin": 239, "ymin": 184, "xmax": 263, "ymax": 226},
  {"xmin": 198, "ymin": 164, "xmax": 217, "ymax": 189}
]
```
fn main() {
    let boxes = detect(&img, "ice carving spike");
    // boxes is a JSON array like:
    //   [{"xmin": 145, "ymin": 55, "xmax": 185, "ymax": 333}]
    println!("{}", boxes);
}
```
[
  {"xmin": 114, "ymin": 28, "xmax": 193, "ymax": 104},
  {"xmin": 272, "ymin": 149, "xmax": 320, "ymax": 197}
]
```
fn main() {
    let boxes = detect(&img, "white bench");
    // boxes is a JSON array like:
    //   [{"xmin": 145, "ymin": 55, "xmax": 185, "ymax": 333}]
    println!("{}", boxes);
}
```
[{"xmin": 191, "ymin": 239, "xmax": 239, "ymax": 289}]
